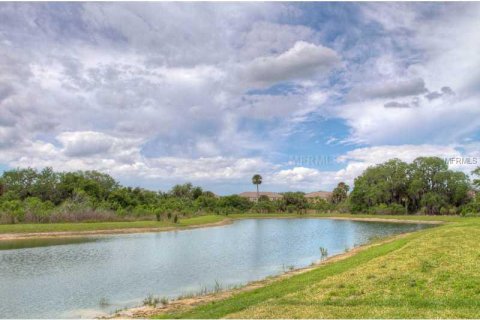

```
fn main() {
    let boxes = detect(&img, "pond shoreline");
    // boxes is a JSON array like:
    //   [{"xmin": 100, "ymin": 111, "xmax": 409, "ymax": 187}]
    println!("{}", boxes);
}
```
[
  {"xmin": 0, "ymin": 215, "xmax": 443, "ymax": 241},
  {"xmin": 0, "ymin": 218, "xmax": 233, "ymax": 241}
]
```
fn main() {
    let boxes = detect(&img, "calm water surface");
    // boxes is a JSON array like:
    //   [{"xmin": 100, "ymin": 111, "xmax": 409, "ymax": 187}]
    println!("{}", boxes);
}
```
[{"xmin": 0, "ymin": 218, "xmax": 432, "ymax": 318}]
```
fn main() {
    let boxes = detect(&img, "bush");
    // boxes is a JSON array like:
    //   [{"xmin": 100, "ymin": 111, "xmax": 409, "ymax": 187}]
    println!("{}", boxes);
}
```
[
  {"xmin": 23, "ymin": 197, "xmax": 54, "ymax": 223},
  {"xmin": 0, "ymin": 200, "xmax": 25, "ymax": 223},
  {"xmin": 460, "ymin": 200, "xmax": 480, "ymax": 216},
  {"xmin": 335, "ymin": 200, "xmax": 352, "ymax": 213},
  {"xmin": 369, "ymin": 203, "xmax": 406, "ymax": 215}
]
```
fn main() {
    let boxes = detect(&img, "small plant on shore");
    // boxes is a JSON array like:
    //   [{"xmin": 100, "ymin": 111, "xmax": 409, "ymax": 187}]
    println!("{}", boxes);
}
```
[
  {"xmin": 143, "ymin": 294, "xmax": 160, "ymax": 307},
  {"xmin": 160, "ymin": 297, "xmax": 169, "ymax": 306},
  {"xmin": 99, "ymin": 297, "xmax": 110, "ymax": 307},
  {"xmin": 320, "ymin": 247, "xmax": 328, "ymax": 260},
  {"xmin": 174, "ymin": 214, "xmax": 179, "ymax": 223},
  {"xmin": 214, "ymin": 280, "xmax": 222, "ymax": 293}
]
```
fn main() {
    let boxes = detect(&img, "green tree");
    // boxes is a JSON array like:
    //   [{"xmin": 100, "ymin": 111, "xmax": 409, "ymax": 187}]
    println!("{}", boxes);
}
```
[
  {"xmin": 472, "ymin": 167, "xmax": 480, "ymax": 190},
  {"xmin": 1, "ymin": 168, "xmax": 38, "ymax": 200},
  {"xmin": 350, "ymin": 157, "xmax": 469, "ymax": 214},
  {"xmin": 331, "ymin": 182, "xmax": 350, "ymax": 204},
  {"xmin": 252, "ymin": 174, "xmax": 262, "ymax": 198},
  {"xmin": 281, "ymin": 192, "xmax": 307, "ymax": 213}
]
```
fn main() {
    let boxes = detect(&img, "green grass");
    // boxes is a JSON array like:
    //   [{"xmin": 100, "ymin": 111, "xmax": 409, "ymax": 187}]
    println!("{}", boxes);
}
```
[
  {"xmin": 155, "ymin": 217, "xmax": 480, "ymax": 318},
  {"xmin": 0, "ymin": 215, "xmax": 226, "ymax": 234}
]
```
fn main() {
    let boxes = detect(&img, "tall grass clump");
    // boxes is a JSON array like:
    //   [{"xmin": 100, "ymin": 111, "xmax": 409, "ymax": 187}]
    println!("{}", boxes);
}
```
[{"xmin": 320, "ymin": 246, "xmax": 328, "ymax": 260}]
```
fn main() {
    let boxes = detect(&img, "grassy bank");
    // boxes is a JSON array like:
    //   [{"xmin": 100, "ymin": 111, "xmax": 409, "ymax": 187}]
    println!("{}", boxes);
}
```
[
  {"xmin": 155, "ymin": 217, "xmax": 480, "ymax": 318},
  {"xmin": 0, "ymin": 215, "xmax": 226, "ymax": 234}
]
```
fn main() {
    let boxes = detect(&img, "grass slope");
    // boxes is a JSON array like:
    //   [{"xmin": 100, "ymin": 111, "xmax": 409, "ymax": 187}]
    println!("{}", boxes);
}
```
[
  {"xmin": 0, "ymin": 215, "xmax": 225, "ymax": 234},
  {"xmin": 157, "ymin": 217, "xmax": 480, "ymax": 318}
]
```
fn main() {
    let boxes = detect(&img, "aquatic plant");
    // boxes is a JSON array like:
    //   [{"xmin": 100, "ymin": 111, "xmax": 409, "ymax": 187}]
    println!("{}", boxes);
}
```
[
  {"xmin": 319, "ymin": 247, "xmax": 328, "ymax": 260},
  {"xmin": 143, "ymin": 294, "xmax": 160, "ymax": 307},
  {"xmin": 214, "ymin": 280, "xmax": 222, "ymax": 293},
  {"xmin": 99, "ymin": 297, "xmax": 110, "ymax": 307}
]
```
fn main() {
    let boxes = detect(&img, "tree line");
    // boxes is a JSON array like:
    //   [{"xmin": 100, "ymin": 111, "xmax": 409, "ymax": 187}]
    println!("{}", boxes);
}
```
[
  {"xmin": 0, "ymin": 156, "xmax": 478, "ymax": 224},
  {"xmin": 0, "ymin": 168, "xmax": 338, "ymax": 224}
]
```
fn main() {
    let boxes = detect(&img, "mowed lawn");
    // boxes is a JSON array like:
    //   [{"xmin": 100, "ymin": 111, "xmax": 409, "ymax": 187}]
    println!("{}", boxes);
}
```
[
  {"xmin": 0, "ymin": 215, "xmax": 226, "ymax": 234},
  {"xmin": 157, "ymin": 217, "xmax": 480, "ymax": 318}
]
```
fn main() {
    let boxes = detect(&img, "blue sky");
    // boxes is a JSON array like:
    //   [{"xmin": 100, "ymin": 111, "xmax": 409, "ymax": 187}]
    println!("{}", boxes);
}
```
[{"xmin": 0, "ymin": 2, "xmax": 479, "ymax": 194}]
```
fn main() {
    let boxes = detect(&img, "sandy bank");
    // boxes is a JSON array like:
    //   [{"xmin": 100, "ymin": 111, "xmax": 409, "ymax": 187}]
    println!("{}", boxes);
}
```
[{"xmin": 0, "ymin": 219, "xmax": 233, "ymax": 241}]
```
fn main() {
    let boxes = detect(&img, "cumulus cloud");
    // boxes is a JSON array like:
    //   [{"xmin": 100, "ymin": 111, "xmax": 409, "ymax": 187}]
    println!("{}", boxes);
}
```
[
  {"xmin": 239, "ymin": 41, "xmax": 340, "ymax": 87},
  {"xmin": 425, "ymin": 86, "xmax": 455, "ymax": 100},
  {"xmin": 349, "ymin": 77, "xmax": 427, "ymax": 101},
  {"xmin": 384, "ymin": 101, "xmax": 412, "ymax": 108}
]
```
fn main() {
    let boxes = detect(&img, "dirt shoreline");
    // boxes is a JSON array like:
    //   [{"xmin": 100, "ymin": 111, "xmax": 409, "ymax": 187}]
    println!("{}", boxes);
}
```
[
  {"xmin": 0, "ymin": 216, "xmax": 442, "ymax": 241},
  {"xmin": 107, "ymin": 231, "xmax": 417, "ymax": 319},
  {"xmin": 0, "ymin": 219, "xmax": 233, "ymax": 241},
  {"xmin": 237, "ymin": 215, "xmax": 445, "ymax": 226},
  {"xmin": 326, "ymin": 216, "xmax": 443, "ymax": 224}
]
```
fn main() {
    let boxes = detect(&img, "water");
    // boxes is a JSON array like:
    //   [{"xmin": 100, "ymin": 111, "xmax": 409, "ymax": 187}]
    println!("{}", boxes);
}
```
[{"xmin": 0, "ymin": 218, "xmax": 432, "ymax": 318}]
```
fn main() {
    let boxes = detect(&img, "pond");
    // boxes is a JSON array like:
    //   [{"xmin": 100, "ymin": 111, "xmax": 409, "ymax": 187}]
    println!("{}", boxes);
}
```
[{"xmin": 0, "ymin": 218, "xmax": 432, "ymax": 318}]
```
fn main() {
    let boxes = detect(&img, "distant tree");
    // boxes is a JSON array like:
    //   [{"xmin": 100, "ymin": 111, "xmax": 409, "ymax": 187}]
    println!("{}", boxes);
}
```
[
  {"xmin": 281, "ymin": 192, "xmax": 307, "ymax": 213},
  {"xmin": 350, "ymin": 157, "xmax": 470, "ymax": 214},
  {"xmin": 252, "ymin": 174, "xmax": 262, "ymax": 198},
  {"xmin": 218, "ymin": 195, "xmax": 253, "ymax": 212},
  {"xmin": 170, "ymin": 183, "xmax": 194, "ymax": 198},
  {"xmin": 1, "ymin": 168, "xmax": 38, "ymax": 200},
  {"xmin": 192, "ymin": 186, "xmax": 204, "ymax": 200},
  {"xmin": 0, "ymin": 177, "xmax": 4, "ymax": 197},
  {"xmin": 472, "ymin": 167, "xmax": 480, "ymax": 190},
  {"xmin": 258, "ymin": 195, "xmax": 270, "ymax": 202},
  {"xmin": 331, "ymin": 182, "xmax": 350, "ymax": 204}
]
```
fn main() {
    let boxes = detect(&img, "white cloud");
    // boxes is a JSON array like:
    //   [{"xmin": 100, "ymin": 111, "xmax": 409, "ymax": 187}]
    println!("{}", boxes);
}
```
[
  {"xmin": 349, "ymin": 77, "xmax": 427, "ymax": 101},
  {"xmin": 337, "ymin": 144, "xmax": 460, "ymax": 164},
  {"xmin": 237, "ymin": 22, "xmax": 319, "ymax": 60},
  {"xmin": 239, "ymin": 41, "xmax": 340, "ymax": 87}
]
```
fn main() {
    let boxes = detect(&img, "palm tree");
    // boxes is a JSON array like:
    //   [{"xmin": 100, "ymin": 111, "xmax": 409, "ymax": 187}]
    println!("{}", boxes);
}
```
[{"xmin": 252, "ymin": 174, "xmax": 262, "ymax": 198}]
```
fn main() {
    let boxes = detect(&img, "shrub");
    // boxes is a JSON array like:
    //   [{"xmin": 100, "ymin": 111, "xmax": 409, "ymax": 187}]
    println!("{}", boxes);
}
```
[
  {"xmin": 1, "ymin": 200, "xmax": 25, "ymax": 223},
  {"xmin": 369, "ymin": 203, "xmax": 406, "ymax": 215},
  {"xmin": 460, "ymin": 200, "xmax": 480, "ymax": 216},
  {"xmin": 23, "ymin": 197, "xmax": 54, "ymax": 223}
]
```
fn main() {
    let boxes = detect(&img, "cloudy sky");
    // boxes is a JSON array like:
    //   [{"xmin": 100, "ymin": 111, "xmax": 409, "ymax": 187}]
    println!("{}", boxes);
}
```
[{"xmin": 1, "ymin": 2, "xmax": 480, "ymax": 194}]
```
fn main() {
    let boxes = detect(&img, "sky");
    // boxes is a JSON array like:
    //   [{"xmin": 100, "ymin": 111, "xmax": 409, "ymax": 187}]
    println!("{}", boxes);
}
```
[{"xmin": 0, "ymin": 2, "xmax": 480, "ymax": 194}]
